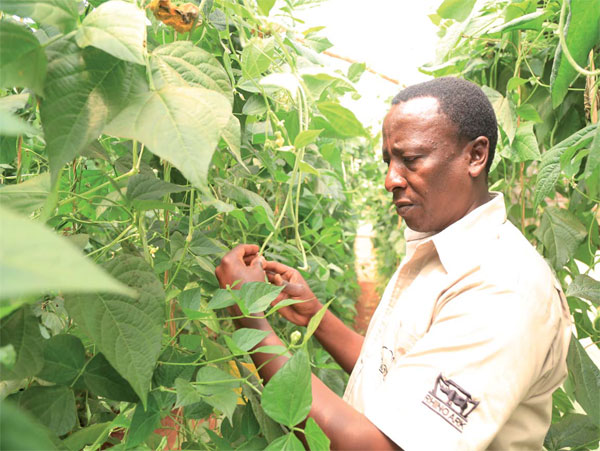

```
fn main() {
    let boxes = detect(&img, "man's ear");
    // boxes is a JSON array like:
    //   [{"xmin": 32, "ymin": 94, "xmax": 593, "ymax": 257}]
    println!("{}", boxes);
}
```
[{"xmin": 467, "ymin": 136, "xmax": 489, "ymax": 178}]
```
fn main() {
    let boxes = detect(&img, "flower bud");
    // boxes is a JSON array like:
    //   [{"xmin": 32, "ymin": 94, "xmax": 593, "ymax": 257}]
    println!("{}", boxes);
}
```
[{"xmin": 290, "ymin": 330, "xmax": 302, "ymax": 345}]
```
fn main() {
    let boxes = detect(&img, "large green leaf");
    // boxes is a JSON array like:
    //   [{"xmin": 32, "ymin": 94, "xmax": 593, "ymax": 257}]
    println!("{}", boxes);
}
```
[
  {"xmin": 537, "ymin": 207, "xmax": 586, "ymax": 270},
  {"xmin": 317, "ymin": 102, "xmax": 366, "ymax": 138},
  {"xmin": 64, "ymin": 255, "xmax": 165, "ymax": 407},
  {"xmin": 151, "ymin": 41, "xmax": 233, "ymax": 104},
  {"xmin": 41, "ymin": 39, "xmax": 148, "ymax": 177},
  {"xmin": 0, "ymin": 205, "xmax": 134, "ymax": 303},
  {"xmin": 38, "ymin": 334, "xmax": 86, "ymax": 385},
  {"xmin": 534, "ymin": 124, "xmax": 597, "ymax": 206},
  {"xmin": 103, "ymin": 86, "xmax": 231, "ymax": 188},
  {"xmin": 566, "ymin": 275, "xmax": 600, "ymax": 306},
  {"xmin": 482, "ymin": 86, "xmax": 517, "ymax": 142},
  {"xmin": 0, "ymin": 22, "xmax": 47, "ymax": 96},
  {"xmin": 436, "ymin": 0, "xmax": 476, "ymax": 21},
  {"xmin": 0, "ymin": 308, "xmax": 44, "ymax": 380},
  {"xmin": 19, "ymin": 385, "xmax": 76, "ymax": 436},
  {"xmin": 62, "ymin": 422, "xmax": 112, "ymax": 451},
  {"xmin": 0, "ymin": 173, "xmax": 50, "ymax": 214},
  {"xmin": 262, "ymin": 348, "xmax": 312, "ymax": 427},
  {"xmin": 550, "ymin": 0, "xmax": 600, "ymax": 108},
  {"xmin": 0, "ymin": 109, "xmax": 38, "ymax": 137},
  {"xmin": 76, "ymin": 0, "xmax": 147, "ymax": 65},
  {"xmin": 0, "ymin": 0, "xmax": 78, "ymax": 32},
  {"xmin": 566, "ymin": 336, "xmax": 600, "ymax": 424},
  {"xmin": 82, "ymin": 353, "xmax": 139, "ymax": 402},
  {"xmin": 238, "ymin": 282, "xmax": 284, "ymax": 315},
  {"xmin": 241, "ymin": 37, "xmax": 275, "ymax": 79},
  {"xmin": 232, "ymin": 328, "xmax": 270, "ymax": 351},
  {"xmin": 492, "ymin": 10, "xmax": 551, "ymax": 33},
  {"xmin": 264, "ymin": 433, "xmax": 305, "ymax": 451},
  {"xmin": 544, "ymin": 413, "xmax": 600, "ymax": 451}
]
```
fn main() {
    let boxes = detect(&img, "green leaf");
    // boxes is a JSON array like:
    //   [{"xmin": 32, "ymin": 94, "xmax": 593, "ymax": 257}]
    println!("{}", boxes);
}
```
[
  {"xmin": 62, "ymin": 422, "xmax": 112, "ymax": 451},
  {"xmin": 544, "ymin": 413, "xmax": 600, "ymax": 451},
  {"xmin": 151, "ymin": 41, "xmax": 233, "ymax": 104},
  {"xmin": 239, "ymin": 282, "xmax": 284, "ymax": 314},
  {"xmin": 534, "ymin": 124, "xmax": 597, "ymax": 206},
  {"xmin": 38, "ymin": 334, "xmax": 85, "ymax": 385},
  {"xmin": 242, "ymin": 37, "xmax": 275, "ymax": 79},
  {"xmin": 482, "ymin": 86, "xmax": 516, "ymax": 142},
  {"xmin": 19, "ymin": 386, "xmax": 76, "ymax": 436},
  {"xmin": 583, "ymin": 124, "xmax": 600, "ymax": 180},
  {"xmin": 303, "ymin": 300, "xmax": 332, "ymax": 345},
  {"xmin": 0, "ymin": 22, "xmax": 47, "ymax": 96},
  {"xmin": 0, "ymin": 344, "xmax": 15, "ymax": 371},
  {"xmin": 507, "ymin": 122, "xmax": 541, "ymax": 162},
  {"xmin": 76, "ymin": 0, "xmax": 146, "ymax": 65},
  {"xmin": 262, "ymin": 348, "xmax": 312, "ymax": 427},
  {"xmin": 492, "ymin": 10, "xmax": 551, "ymax": 33},
  {"xmin": 317, "ymin": 102, "xmax": 366, "ymax": 138},
  {"xmin": 550, "ymin": 0, "xmax": 600, "ymax": 108},
  {"xmin": 65, "ymin": 255, "xmax": 165, "ymax": 407},
  {"xmin": 194, "ymin": 366, "xmax": 240, "ymax": 423},
  {"xmin": 0, "ymin": 401, "xmax": 59, "ymax": 451},
  {"xmin": 537, "ymin": 208, "xmax": 587, "ymax": 270},
  {"xmin": 294, "ymin": 130, "xmax": 322, "ymax": 149},
  {"xmin": 103, "ymin": 86, "xmax": 231, "ymax": 188},
  {"xmin": 0, "ymin": 0, "xmax": 78, "ymax": 32},
  {"xmin": 0, "ymin": 308, "xmax": 44, "ymax": 380},
  {"xmin": 257, "ymin": 0, "xmax": 276, "ymax": 16},
  {"xmin": 0, "ymin": 173, "xmax": 50, "ymax": 215},
  {"xmin": 0, "ymin": 109, "xmax": 38, "ymax": 137},
  {"xmin": 175, "ymin": 377, "xmax": 202, "ymax": 407},
  {"xmin": 516, "ymin": 104, "xmax": 542, "ymax": 123},
  {"xmin": 127, "ymin": 173, "xmax": 189, "ymax": 201},
  {"xmin": 207, "ymin": 289, "xmax": 236, "ymax": 310},
  {"xmin": 304, "ymin": 417, "xmax": 330, "ymax": 451},
  {"xmin": 221, "ymin": 181, "xmax": 275, "ymax": 225},
  {"xmin": 436, "ymin": 0, "xmax": 476, "ymax": 21},
  {"xmin": 41, "ymin": 39, "xmax": 148, "ymax": 177},
  {"xmin": 264, "ymin": 433, "xmax": 305, "ymax": 451},
  {"xmin": 566, "ymin": 275, "xmax": 600, "ymax": 305},
  {"xmin": 232, "ymin": 328, "xmax": 270, "ymax": 352},
  {"xmin": 82, "ymin": 353, "xmax": 138, "ymax": 402},
  {"xmin": 0, "ymin": 205, "xmax": 134, "ymax": 302},
  {"xmin": 127, "ymin": 395, "xmax": 162, "ymax": 448},
  {"xmin": 566, "ymin": 336, "xmax": 600, "ymax": 426}
]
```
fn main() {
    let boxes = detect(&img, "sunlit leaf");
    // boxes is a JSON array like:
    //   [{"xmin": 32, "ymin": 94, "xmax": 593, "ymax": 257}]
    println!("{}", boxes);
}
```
[
  {"xmin": 0, "ymin": 206, "xmax": 134, "ymax": 303},
  {"xmin": 0, "ymin": 0, "xmax": 78, "ymax": 32},
  {"xmin": 507, "ymin": 122, "xmax": 540, "ymax": 162},
  {"xmin": 317, "ymin": 102, "xmax": 366, "ymax": 138},
  {"xmin": 482, "ymin": 86, "xmax": 516, "ymax": 142},
  {"xmin": 76, "ymin": 1, "xmax": 147, "ymax": 65},
  {"xmin": 305, "ymin": 417, "xmax": 330, "ymax": 451},
  {"xmin": 437, "ymin": 0, "xmax": 476, "ymax": 21},
  {"xmin": 566, "ymin": 336, "xmax": 600, "ymax": 425},
  {"xmin": 232, "ymin": 328, "xmax": 270, "ymax": 351},
  {"xmin": 566, "ymin": 275, "xmax": 600, "ymax": 306},
  {"xmin": 103, "ymin": 86, "xmax": 231, "ymax": 188}
]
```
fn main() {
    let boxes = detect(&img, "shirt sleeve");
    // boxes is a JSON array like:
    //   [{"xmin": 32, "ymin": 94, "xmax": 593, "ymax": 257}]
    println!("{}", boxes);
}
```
[{"xmin": 361, "ymin": 276, "xmax": 562, "ymax": 451}]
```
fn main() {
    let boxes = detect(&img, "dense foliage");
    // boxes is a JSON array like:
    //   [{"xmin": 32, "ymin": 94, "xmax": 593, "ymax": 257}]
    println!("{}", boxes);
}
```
[{"xmin": 0, "ymin": 0, "xmax": 375, "ymax": 448}]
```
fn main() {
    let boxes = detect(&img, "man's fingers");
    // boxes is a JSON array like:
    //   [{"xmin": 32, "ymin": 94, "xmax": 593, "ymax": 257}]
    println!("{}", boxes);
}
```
[
  {"xmin": 263, "ymin": 260, "xmax": 294, "ymax": 276},
  {"xmin": 283, "ymin": 282, "xmax": 306, "ymax": 297}
]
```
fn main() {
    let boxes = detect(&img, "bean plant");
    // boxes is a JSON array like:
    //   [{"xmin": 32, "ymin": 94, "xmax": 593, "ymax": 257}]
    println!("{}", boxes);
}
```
[{"xmin": 0, "ymin": 0, "xmax": 375, "ymax": 448}]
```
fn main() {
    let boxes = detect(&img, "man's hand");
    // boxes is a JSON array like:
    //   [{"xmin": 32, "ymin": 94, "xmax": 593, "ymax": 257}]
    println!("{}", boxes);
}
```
[
  {"xmin": 215, "ymin": 244, "xmax": 266, "ymax": 289},
  {"xmin": 263, "ymin": 260, "xmax": 322, "ymax": 326}
]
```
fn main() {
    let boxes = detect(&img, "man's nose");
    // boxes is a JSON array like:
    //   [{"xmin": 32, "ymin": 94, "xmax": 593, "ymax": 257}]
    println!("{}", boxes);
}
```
[{"xmin": 384, "ymin": 162, "xmax": 408, "ymax": 192}]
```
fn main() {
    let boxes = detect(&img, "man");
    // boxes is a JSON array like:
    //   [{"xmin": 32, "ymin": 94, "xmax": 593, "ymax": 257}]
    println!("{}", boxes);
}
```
[{"xmin": 215, "ymin": 77, "xmax": 571, "ymax": 450}]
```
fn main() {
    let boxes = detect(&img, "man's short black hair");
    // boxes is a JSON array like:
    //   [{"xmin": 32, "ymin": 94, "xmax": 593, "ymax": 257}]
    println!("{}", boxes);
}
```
[{"xmin": 391, "ymin": 77, "xmax": 498, "ymax": 172}]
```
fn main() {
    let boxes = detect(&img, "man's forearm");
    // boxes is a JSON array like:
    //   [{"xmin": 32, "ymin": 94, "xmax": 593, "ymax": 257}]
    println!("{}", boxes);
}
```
[{"xmin": 313, "ymin": 309, "xmax": 364, "ymax": 374}]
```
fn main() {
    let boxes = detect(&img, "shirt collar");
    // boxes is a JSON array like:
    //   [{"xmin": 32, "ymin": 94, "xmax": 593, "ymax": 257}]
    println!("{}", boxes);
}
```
[{"xmin": 403, "ymin": 192, "xmax": 507, "ymax": 273}]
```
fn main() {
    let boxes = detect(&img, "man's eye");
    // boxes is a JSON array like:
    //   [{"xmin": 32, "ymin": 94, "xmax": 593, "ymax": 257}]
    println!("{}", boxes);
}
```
[{"xmin": 402, "ymin": 156, "xmax": 418, "ymax": 163}]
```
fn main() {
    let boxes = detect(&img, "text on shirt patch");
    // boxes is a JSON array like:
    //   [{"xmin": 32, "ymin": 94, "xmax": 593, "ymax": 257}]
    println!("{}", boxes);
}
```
[{"xmin": 422, "ymin": 374, "xmax": 479, "ymax": 432}]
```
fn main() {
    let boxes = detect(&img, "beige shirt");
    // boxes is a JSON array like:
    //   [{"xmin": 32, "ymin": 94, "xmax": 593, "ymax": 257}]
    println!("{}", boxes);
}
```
[{"xmin": 343, "ymin": 193, "xmax": 571, "ymax": 450}]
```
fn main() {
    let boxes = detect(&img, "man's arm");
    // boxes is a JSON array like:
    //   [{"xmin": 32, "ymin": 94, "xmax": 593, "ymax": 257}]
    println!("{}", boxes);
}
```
[
  {"xmin": 233, "ymin": 313, "xmax": 399, "ymax": 450},
  {"xmin": 262, "ymin": 260, "xmax": 364, "ymax": 374}
]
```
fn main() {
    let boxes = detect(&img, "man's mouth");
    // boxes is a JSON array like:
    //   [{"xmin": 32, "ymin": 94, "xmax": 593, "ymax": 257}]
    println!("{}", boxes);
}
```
[{"xmin": 394, "ymin": 201, "xmax": 414, "ymax": 215}]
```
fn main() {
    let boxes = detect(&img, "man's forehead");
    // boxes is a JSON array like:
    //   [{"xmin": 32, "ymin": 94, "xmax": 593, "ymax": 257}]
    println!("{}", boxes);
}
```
[{"xmin": 383, "ymin": 96, "xmax": 441, "ymax": 127}]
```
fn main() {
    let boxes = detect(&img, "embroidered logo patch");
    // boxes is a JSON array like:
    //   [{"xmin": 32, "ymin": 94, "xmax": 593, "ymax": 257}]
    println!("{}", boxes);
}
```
[{"xmin": 422, "ymin": 374, "xmax": 479, "ymax": 432}]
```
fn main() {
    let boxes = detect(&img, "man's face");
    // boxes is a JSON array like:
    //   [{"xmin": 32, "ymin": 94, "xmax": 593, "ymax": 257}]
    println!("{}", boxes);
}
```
[{"xmin": 382, "ymin": 97, "xmax": 476, "ymax": 233}]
